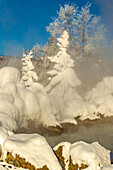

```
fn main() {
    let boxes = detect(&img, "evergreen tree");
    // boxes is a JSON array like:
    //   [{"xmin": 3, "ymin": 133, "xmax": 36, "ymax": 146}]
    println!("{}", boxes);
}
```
[
  {"xmin": 47, "ymin": 3, "xmax": 106, "ymax": 57},
  {"xmin": 21, "ymin": 49, "xmax": 38, "ymax": 88},
  {"xmin": 46, "ymin": 3, "xmax": 78, "ymax": 50},
  {"xmin": 77, "ymin": 3, "xmax": 101, "ymax": 54},
  {"xmin": 45, "ymin": 31, "xmax": 81, "ymax": 102}
]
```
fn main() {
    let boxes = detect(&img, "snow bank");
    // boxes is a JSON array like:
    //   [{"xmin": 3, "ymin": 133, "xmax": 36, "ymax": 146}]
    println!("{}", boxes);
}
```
[
  {"xmin": 2, "ymin": 132, "xmax": 61, "ymax": 170},
  {"xmin": 0, "ymin": 66, "xmax": 63, "ymax": 130},
  {"xmin": 54, "ymin": 141, "xmax": 110, "ymax": 170},
  {"xmin": 63, "ymin": 99, "xmax": 98, "ymax": 122},
  {"xmin": 86, "ymin": 77, "xmax": 113, "ymax": 117}
]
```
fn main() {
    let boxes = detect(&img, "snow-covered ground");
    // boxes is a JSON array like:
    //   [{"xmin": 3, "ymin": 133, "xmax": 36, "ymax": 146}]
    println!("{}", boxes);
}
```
[{"xmin": 0, "ymin": 127, "xmax": 113, "ymax": 170}]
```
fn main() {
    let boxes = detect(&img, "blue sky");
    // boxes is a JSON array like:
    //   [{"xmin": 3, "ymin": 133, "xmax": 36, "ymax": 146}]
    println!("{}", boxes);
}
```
[{"xmin": 0, "ymin": 0, "xmax": 112, "ymax": 57}]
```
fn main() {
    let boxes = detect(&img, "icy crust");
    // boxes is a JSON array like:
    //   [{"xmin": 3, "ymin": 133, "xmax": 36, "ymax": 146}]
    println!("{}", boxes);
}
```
[
  {"xmin": 2, "ymin": 133, "xmax": 61, "ymax": 170},
  {"xmin": 54, "ymin": 141, "xmax": 111, "ymax": 170},
  {"xmin": 86, "ymin": 76, "xmax": 113, "ymax": 117}
]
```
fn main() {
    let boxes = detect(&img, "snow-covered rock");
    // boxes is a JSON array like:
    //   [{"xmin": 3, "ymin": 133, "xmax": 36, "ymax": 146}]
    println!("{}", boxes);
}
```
[
  {"xmin": 2, "ymin": 132, "xmax": 61, "ymax": 170},
  {"xmin": 102, "ymin": 165, "xmax": 113, "ymax": 170},
  {"xmin": 0, "ymin": 162, "xmax": 26, "ymax": 170},
  {"xmin": 70, "ymin": 141, "xmax": 110, "ymax": 170},
  {"xmin": 54, "ymin": 141, "xmax": 110, "ymax": 170}
]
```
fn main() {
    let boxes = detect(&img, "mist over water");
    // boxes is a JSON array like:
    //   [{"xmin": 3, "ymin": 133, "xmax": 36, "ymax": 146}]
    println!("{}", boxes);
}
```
[
  {"xmin": 15, "ymin": 117, "xmax": 113, "ymax": 152},
  {"xmin": 46, "ymin": 118, "xmax": 113, "ymax": 152},
  {"xmin": 13, "ymin": 46, "xmax": 113, "ymax": 150}
]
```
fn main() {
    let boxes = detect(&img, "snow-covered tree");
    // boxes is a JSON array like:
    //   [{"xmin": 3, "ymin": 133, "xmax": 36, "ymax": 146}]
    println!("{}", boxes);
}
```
[
  {"xmin": 32, "ymin": 43, "xmax": 43, "ymax": 58},
  {"xmin": 77, "ymin": 3, "xmax": 105, "ymax": 55},
  {"xmin": 21, "ymin": 49, "xmax": 38, "ymax": 88},
  {"xmin": 43, "ymin": 34, "xmax": 58, "ymax": 57},
  {"xmin": 45, "ymin": 31, "xmax": 81, "ymax": 102},
  {"xmin": 47, "ymin": 3, "xmax": 106, "ymax": 58},
  {"xmin": 46, "ymin": 3, "xmax": 78, "ymax": 50}
]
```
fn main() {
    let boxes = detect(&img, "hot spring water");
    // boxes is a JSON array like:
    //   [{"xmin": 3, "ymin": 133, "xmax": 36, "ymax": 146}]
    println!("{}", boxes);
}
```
[{"xmin": 17, "ymin": 117, "xmax": 113, "ymax": 152}]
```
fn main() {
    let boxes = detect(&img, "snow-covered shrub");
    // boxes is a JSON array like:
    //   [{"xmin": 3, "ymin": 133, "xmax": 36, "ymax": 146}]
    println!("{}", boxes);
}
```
[
  {"xmin": 21, "ymin": 50, "xmax": 45, "ymax": 93},
  {"xmin": 21, "ymin": 50, "xmax": 38, "ymax": 87},
  {"xmin": 86, "ymin": 77, "xmax": 113, "ymax": 117}
]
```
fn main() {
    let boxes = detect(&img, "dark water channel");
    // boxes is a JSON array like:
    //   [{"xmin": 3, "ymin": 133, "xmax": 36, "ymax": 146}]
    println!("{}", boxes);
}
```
[{"xmin": 17, "ymin": 117, "xmax": 113, "ymax": 152}]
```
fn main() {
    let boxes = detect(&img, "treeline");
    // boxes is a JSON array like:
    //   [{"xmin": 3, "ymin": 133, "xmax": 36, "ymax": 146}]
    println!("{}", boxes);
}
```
[{"xmin": 32, "ymin": 3, "xmax": 107, "ymax": 60}]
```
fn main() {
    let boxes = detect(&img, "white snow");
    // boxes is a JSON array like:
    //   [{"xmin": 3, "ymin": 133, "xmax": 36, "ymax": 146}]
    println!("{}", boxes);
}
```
[
  {"xmin": 0, "ymin": 130, "xmax": 61, "ymax": 170},
  {"xmin": 46, "ymin": 31, "xmax": 81, "ymax": 102},
  {"xmin": 0, "ymin": 128, "xmax": 112, "ymax": 170},
  {"xmin": 70, "ymin": 141, "xmax": 110, "ymax": 170},
  {"xmin": 86, "ymin": 76, "xmax": 113, "ymax": 117},
  {"xmin": 0, "ymin": 66, "xmax": 63, "ymax": 130},
  {"xmin": 102, "ymin": 165, "xmax": 113, "ymax": 170},
  {"xmin": 54, "ymin": 141, "xmax": 111, "ymax": 170},
  {"xmin": 0, "ymin": 67, "xmax": 20, "ymax": 88}
]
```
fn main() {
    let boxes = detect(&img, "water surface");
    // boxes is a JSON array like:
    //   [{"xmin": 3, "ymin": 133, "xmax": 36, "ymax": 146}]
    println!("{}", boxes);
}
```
[
  {"xmin": 45, "ymin": 118, "xmax": 113, "ymax": 151},
  {"xmin": 17, "ymin": 117, "xmax": 113, "ymax": 152}
]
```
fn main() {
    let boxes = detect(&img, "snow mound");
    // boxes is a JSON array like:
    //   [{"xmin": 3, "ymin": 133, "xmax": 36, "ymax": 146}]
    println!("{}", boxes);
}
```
[
  {"xmin": 54, "ymin": 141, "xmax": 110, "ymax": 170},
  {"xmin": 2, "ymin": 133, "xmax": 61, "ymax": 170},
  {"xmin": 86, "ymin": 77, "xmax": 113, "ymax": 117},
  {"xmin": 70, "ymin": 141, "xmax": 110, "ymax": 170},
  {"xmin": 0, "ymin": 66, "xmax": 62, "ymax": 130},
  {"xmin": 0, "ymin": 67, "xmax": 20, "ymax": 87},
  {"xmin": 64, "ymin": 99, "xmax": 98, "ymax": 121}
]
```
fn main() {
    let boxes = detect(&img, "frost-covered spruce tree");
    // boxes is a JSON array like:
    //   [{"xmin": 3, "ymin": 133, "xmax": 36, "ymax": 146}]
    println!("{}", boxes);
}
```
[
  {"xmin": 21, "ymin": 49, "xmax": 38, "ymax": 87},
  {"xmin": 45, "ymin": 31, "xmax": 81, "ymax": 102},
  {"xmin": 46, "ymin": 4, "xmax": 78, "ymax": 50},
  {"xmin": 77, "ymin": 3, "xmax": 105, "ymax": 55}
]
